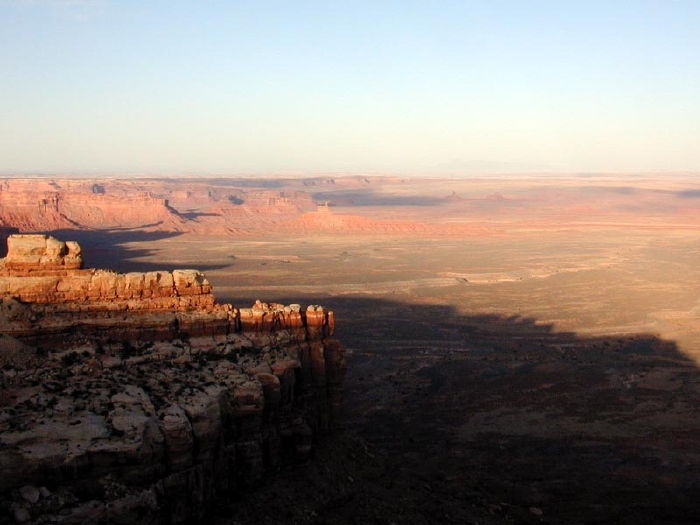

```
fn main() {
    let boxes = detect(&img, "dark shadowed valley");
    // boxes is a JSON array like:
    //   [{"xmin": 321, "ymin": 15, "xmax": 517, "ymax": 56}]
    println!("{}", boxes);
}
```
[{"xmin": 3, "ymin": 174, "xmax": 700, "ymax": 524}]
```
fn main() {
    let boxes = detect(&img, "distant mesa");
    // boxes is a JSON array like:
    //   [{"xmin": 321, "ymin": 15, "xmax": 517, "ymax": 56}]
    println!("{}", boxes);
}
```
[
  {"xmin": 444, "ymin": 192, "xmax": 463, "ymax": 202},
  {"xmin": 0, "ymin": 176, "xmax": 503, "ymax": 238},
  {"xmin": 485, "ymin": 193, "xmax": 507, "ymax": 201},
  {"xmin": 0, "ymin": 179, "xmax": 186, "ymax": 232}
]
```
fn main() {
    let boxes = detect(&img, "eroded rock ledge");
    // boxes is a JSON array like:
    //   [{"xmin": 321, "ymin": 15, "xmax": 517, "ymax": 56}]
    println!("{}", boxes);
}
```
[{"xmin": 0, "ymin": 235, "xmax": 345, "ymax": 524}]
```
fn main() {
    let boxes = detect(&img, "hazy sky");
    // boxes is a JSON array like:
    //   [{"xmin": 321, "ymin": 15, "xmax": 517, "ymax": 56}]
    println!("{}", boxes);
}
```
[{"xmin": 1, "ymin": 1, "xmax": 699, "ymax": 175}]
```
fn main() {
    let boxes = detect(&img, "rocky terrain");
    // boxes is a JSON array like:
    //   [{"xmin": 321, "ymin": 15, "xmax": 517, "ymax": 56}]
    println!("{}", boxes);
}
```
[
  {"xmin": 5, "ymin": 175, "xmax": 700, "ymax": 241},
  {"xmin": 0, "ymin": 180, "xmax": 187, "ymax": 233},
  {"xmin": 0, "ymin": 235, "xmax": 345, "ymax": 524},
  {"xmin": 4, "ymin": 175, "xmax": 700, "ymax": 524}
]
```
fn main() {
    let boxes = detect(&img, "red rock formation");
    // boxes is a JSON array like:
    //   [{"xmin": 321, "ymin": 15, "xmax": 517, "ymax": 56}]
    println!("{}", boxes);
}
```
[
  {"xmin": 4, "ymin": 234, "xmax": 83, "ymax": 271},
  {"xmin": 237, "ymin": 301, "xmax": 334, "ymax": 337},
  {"xmin": 0, "ymin": 235, "xmax": 215, "ymax": 313},
  {"xmin": 0, "ymin": 179, "xmax": 186, "ymax": 232},
  {"xmin": 0, "ymin": 177, "xmax": 501, "ymax": 237},
  {"xmin": 0, "ymin": 235, "xmax": 345, "ymax": 524}
]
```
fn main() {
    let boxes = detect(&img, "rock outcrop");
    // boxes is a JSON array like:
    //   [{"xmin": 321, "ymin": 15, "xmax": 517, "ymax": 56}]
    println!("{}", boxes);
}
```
[
  {"xmin": 0, "ymin": 179, "xmax": 188, "ymax": 233},
  {"xmin": 3, "ymin": 235, "xmax": 83, "ymax": 271},
  {"xmin": 0, "ymin": 235, "xmax": 345, "ymax": 524},
  {"xmin": 0, "ymin": 177, "xmax": 504, "ymax": 237}
]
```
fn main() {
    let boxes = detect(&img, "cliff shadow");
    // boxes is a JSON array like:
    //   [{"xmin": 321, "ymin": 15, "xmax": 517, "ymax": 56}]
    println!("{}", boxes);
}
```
[
  {"xmin": 310, "ymin": 189, "xmax": 446, "ymax": 207},
  {"xmin": 228, "ymin": 294, "xmax": 700, "ymax": 524},
  {"xmin": 47, "ymin": 228, "xmax": 228, "ymax": 273},
  {"xmin": 178, "ymin": 211, "xmax": 222, "ymax": 220}
]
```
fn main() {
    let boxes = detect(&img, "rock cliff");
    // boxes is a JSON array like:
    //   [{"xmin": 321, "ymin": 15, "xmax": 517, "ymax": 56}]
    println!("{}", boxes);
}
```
[
  {"xmin": 0, "ymin": 177, "xmax": 498, "ymax": 238},
  {"xmin": 0, "ymin": 235, "xmax": 345, "ymax": 524},
  {"xmin": 0, "ymin": 180, "xmax": 186, "ymax": 232}
]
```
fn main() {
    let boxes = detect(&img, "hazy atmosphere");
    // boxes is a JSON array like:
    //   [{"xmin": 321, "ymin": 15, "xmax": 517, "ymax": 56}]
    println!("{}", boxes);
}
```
[{"xmin": 1, "ymin": 0, "xmax": 699, "ymax": 175}]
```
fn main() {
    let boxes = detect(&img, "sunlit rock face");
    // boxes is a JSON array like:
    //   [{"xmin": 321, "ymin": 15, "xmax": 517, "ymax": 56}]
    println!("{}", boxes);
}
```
[
  {"xmin": 4, "ymin": 234, "xmax": 83, "ymax": 271},
  {"xmin": 0, "ymin": 179, "xmax": 187, "ymax": 232},
  {"xmin": 0, "ymin": 235, "xmax": 345, "ymax": 524}
]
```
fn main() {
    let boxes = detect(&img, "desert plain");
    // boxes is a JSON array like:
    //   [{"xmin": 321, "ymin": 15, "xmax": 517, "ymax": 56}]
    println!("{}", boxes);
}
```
[{"xmin": 4, "ymin": 173, "xmax": 700, "ymax": 524}]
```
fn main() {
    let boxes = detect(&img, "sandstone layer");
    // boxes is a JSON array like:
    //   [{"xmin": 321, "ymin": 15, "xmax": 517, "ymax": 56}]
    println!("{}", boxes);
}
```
[
  {"xmin": 4, "ymin": 175, "xmax": 700, "ymax": 241},
  {"xmin": 0, "ymin": 177, "xmax": 502, "ymax": 237},
  {"xmin": 0, "ymin": 235, "xmax": 345, "ymax": 524},
  {"xmin": 0, "ymin": 180, "xmax": 186, "ymax": 233}
]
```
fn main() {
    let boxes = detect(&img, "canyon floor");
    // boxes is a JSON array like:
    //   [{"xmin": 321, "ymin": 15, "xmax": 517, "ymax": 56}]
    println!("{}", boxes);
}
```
[{"xmin": 8, "ymin": 174, "xmax": 700, "ymax": 524}]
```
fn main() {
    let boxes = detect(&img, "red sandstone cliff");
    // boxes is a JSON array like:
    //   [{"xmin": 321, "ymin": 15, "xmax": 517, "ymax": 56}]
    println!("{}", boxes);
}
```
[
  {"xmin": 0, "ymin": 235, "xmax": 345, "ymax": 524},
  {"xmin": 0, "ymin": 178, "xmax": 493, "ymax": 237},
  {"xmin": 0, "ymin": 180, "xmax": 187, "ymax": 232}
]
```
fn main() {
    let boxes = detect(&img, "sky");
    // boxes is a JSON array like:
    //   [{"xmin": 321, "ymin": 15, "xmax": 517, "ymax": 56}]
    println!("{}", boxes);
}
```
[{"xmin": 0, "ymin": 0, "xmax": 699, "ymax": 176}]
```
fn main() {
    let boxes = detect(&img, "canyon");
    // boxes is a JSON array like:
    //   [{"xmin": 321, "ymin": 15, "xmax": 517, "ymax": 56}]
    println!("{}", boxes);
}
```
[{"xmin": 3, "ymin": 174, "xmax": 700, "ymax": 523}]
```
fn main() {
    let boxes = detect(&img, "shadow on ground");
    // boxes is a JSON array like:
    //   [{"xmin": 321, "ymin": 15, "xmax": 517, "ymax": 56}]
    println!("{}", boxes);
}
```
[
  {"xmin": 311, "ymin": 189, "xmax": 446, "ymax": 207},
  {"xmin": 220, "ymin": 295, "xmax": 700, "ymax": 525},
  {"xmin": 47, "ymin": 228, "xmax": 228, "ymax": 273}
]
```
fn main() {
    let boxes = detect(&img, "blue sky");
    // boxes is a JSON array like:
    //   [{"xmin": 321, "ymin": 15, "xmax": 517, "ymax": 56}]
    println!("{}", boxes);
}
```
[{"xmin": 1, "ymin": 0, "xmax": 698, "ymax": 175}]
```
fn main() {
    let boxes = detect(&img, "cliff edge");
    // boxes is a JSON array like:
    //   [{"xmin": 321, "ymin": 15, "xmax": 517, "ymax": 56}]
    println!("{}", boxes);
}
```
[{"xmin": 0, "ymin": 235, "xmax": 345, "ymax": 524}]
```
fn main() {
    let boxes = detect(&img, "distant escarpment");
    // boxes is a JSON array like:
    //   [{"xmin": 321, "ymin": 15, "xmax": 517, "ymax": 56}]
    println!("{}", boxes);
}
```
[
  {"xmin": 0, "ymin": 177, "xmax": 497, "ymax": 237},
  {"xmin": 0, "ymin": 235, "xmax": 345, "ymax": 524},
  {"xmin": 0, "ymin": 179, "xmax": 319, "ymax": 236},
  {"xmin": 0, "ymin": 180, "xmax": 187, "ymax": 233}
]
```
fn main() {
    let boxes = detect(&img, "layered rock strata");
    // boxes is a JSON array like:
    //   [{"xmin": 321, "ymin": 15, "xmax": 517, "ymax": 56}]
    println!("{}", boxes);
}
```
[
  {"xmin": 0, "ymin": 180, "xmax": 186, "ymax": 232},
  {"xmin": 0, "ymin": 235, "xmax": 345, "ymax": 524}
]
